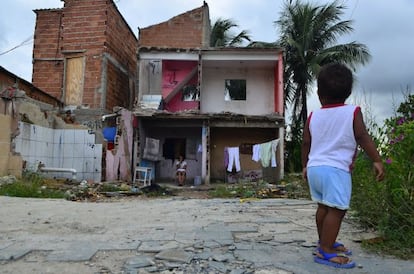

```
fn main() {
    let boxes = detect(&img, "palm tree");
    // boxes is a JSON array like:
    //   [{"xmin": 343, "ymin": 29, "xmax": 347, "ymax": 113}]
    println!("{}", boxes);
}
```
[
  {"xmin": 210, "ymin": 18, "xmax": 251, "ymax": 47},
  {"xmin": 275, "ymin": 0, "xmax": 371, "ymax": 126}
]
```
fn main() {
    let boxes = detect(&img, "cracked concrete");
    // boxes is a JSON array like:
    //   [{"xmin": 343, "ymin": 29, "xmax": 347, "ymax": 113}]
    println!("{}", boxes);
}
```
[{"xmin": 0, "ymin": 196, "xmax": 413, "ymax": 273}]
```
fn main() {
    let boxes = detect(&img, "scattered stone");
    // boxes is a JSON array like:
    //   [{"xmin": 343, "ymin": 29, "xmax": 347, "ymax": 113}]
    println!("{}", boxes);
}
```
[
  {"xmin": 212, "ymin": 253, "xmax": 234, "ymax": 262},
  {"xmin": 123, "ymin": 256, "xmax": 154, "ymax": 269},
  {"xmin": 155, "ymin": 249, "xmax": 193, "ymax": 263}
]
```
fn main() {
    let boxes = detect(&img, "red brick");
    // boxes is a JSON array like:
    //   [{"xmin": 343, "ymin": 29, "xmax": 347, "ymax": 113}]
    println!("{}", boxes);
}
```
[{"xmin": 33, "ymin": 0, "xmax": 137, "ymax": 110}]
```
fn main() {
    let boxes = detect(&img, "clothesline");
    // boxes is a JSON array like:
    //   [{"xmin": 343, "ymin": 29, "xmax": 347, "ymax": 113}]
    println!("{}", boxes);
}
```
[{"xmin": 225, "ymin": 138, "xmax": 280, "ymax": 172}]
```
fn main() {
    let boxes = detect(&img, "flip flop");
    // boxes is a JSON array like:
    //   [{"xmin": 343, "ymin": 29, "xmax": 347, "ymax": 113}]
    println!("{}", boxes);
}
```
[
  {"xmin": 314, "ymin": 241, "xmax": 352, "ymax": 255},
  {"xmin": 314, "ymin": 248, "xmax": 356, "ymax": 269},
  {"xmin": 333, "ymin": 241, "xmax": 352, "ymax": 255}
]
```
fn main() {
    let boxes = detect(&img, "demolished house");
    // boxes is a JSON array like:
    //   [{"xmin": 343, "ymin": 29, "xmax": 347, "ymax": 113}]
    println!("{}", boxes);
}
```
[
  {"xmin": 130, "ymin": 3, "xmax": 285, "ymax": 185},
  {"xmin": 0, "ymin": 65, "xmax": 105, "ymax": 182},
  {"xmin": 0, "ymin": 66, "xmax": 63, "ymax": 178}
]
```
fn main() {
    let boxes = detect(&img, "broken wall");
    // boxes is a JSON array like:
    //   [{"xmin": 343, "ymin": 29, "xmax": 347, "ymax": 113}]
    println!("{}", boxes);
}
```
[
  {"xmin": 0, "ymin": 114, "xmax": 23, "ymax": 177},
  {"xmin": 14, "ymin": 122, "xmax": 102, "ymax": 182},
  {"xmin": 138, "ymin": 3, "xmax": 210, "ymax": 48},
  {"xmin": 105, "ymin": 109, "xmax": 133, "ymax": 182}
]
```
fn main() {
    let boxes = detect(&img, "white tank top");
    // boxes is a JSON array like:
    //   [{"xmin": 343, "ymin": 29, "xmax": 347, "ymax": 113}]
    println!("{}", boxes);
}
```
[{"xmin": 307, "ymin": 104, "xmax": 359, "ymax": 172}]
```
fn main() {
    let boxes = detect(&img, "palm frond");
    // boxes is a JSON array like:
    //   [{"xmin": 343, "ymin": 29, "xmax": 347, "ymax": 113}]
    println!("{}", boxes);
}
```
[{"xmin": 275, "ymin": 0, "xmax": 371, "ymax": 125}]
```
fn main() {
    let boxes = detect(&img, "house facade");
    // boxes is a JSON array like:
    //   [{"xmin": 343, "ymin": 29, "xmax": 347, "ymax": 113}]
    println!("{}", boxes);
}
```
[
  {"xmin": 130, "ymin": 2, "xmax": 285, "ymax": 185},
  {"xmin": 133, "ymin": 48, "xmax": 284, "ymax": 185}
]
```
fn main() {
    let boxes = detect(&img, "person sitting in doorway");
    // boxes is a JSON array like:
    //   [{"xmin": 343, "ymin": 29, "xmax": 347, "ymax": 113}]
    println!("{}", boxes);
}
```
[{"xmin": 175, "ymin": 155, "xmax": 187, "ymax": 186}]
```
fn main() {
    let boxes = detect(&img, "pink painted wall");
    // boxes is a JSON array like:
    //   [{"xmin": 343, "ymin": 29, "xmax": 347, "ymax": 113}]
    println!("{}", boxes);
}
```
[
  {"xmin": 105, "ymin": 109, "xmax": 134, "ymax": 181},
  {"xmin": 274, "ymin": 52, "xmax": 284, "ymax": 114},
  {"xmin": 162, "ymin": 60, "xmax": 199, "ymax": 112}
]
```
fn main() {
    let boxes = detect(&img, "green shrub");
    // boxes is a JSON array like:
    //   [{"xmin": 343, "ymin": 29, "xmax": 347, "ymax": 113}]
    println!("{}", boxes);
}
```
[{"xmin": 352, "ymin": 94, "xmax": 414, "ymax": 258}]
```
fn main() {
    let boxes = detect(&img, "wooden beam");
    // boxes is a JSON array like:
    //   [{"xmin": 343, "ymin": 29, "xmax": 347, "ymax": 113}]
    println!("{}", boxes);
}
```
[{"xmin": 164, "ymin": 66, "xmax": 197, "ymax": 103}]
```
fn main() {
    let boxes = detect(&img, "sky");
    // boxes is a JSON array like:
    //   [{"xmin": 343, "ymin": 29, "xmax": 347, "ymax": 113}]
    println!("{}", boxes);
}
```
[{"xmin": 1, "ymin": 0, "xmax": 414, "ymax": 125}]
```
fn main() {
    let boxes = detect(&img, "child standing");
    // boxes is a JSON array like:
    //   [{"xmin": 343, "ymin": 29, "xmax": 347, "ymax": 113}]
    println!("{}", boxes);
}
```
[{"xmin": 301, "ymin": 63, "xmax": 385, "ymax": 268}]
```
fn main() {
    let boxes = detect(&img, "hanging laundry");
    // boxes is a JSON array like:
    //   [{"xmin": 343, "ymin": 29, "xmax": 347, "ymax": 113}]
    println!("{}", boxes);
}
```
[
  {"xmin": 252, "ymin": 144, "xmax": 261, "ymax": 162},
  {"xmin": 143, "ymin": 137, "xmax": 160, "ymax": 161},
  {"xmin": 271, "ymin": 139, "xmax": 280, "ymax": 167},
  {"xmin": 224, "ymin": 147, "xmax": 229, "ymax": 168},
  {"xmin": 259, "ymin": 139, "xmax": 279, "ymax": 168},
  {"xmin": 226, "ymin": 147, "xmax": 241, "ymax": 172}
]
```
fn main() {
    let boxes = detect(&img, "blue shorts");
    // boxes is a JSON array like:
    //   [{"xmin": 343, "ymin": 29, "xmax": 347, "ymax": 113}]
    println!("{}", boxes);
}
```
[{"xmin": 307, "ymin": 166, "xmax": 352, "ymax": 210}]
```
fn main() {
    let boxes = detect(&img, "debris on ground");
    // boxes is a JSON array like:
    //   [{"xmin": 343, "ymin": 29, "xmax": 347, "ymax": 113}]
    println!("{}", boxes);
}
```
[{"xmin": 0, "ymin": 173, "xmax": 310, "ymax": 202}]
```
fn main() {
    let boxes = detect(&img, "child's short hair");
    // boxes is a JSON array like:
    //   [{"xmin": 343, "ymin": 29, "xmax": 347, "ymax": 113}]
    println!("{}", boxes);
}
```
[{"xmin": 317, "ymin": 63, "xmax": 353, "ymax": 101}]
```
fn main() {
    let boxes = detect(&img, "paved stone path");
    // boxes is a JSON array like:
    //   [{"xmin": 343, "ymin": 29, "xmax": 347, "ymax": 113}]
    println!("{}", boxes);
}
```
[{"xmin": 0, "ymin": 196, "xmax": 413, "ymax": 273}]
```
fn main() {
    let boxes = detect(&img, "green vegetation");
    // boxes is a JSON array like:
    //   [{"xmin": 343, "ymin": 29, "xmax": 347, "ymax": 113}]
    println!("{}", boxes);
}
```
[
  {"xmin": 0, "ymin": 171, "xmax": 65, "ymax": 199},
  {"xmin": 209, "ymin": 183, "xmax": 258, "ymax": 199},
  {"xmin": 208, "ymin": 176, "xmax": 310, "ymax": 200},
  {"xmin": 99, "ymin": 183, "xmax": 123, "ymax": 192},
  {"xmin": 210, "ymin": 18, "xmax": 251, "ymax": 47},
  {"xmin": 352, "ymin": 93, "xmax": 414, "ymax": 259},
  {"xmin": 276, "ymin": 0, "xmax": 371, "ymax": 172}
]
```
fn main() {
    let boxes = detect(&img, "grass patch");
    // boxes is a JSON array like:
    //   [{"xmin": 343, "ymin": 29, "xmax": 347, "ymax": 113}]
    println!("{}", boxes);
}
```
[
  {"xmin": 209, "ymin": 183, "xmax": 256, "ymax": 198},
  {"xmin": 99, "ymin": 183, "xmax": 123, "ymax": 192},
  {"xmin": 208, "ymin": 178, "xmax": 309, "ymax": 199},
  {"xmin": 0, "ymin": 172, "xmax": 65, "ymax": 199},
  {"xmin": 361, "ymin": 238, "xmax": 414, "ymax": 260}
]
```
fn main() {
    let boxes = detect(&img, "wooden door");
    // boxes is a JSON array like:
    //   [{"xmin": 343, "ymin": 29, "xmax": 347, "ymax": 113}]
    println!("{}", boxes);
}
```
[{"xmin": 65, "ymin": 56, "xmax": 84, "ymax": 106}]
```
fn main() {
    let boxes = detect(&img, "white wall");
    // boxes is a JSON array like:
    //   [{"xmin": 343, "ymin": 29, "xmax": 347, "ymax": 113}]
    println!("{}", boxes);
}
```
[
  {"xmin": 200, "ymin": 67, "xmax": 275, "ymax": 115},
  {"xmin": 14, "ymin": 122, "xmax": 102, "ymax": 182}
]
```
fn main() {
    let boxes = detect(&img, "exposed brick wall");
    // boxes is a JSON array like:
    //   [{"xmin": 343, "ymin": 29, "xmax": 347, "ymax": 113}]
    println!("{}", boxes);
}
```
[
  {"xmin": 138, "ymin": 3, "xmax": 210, "ymax": 49},
  {"xmin": 105, "ymin": 62, "xmax": 130, "ymax": 111},
  {"xmin": 82, "ymin": 57, "xmax": 102, "ymax": 108},
  {"xmin": 60, "ymin": 0, "xmax": 107, "ymax": 54},
  {"xmin": 32, "ymin": 9, "xmax": 64, "ymax": 100},
  {"xmin": 32, "ymin": 0, "xmax": 138, "ymax": 111},
  {"xmin": 104, "ymin": 2, "xmax": 137, "ymax": 109},
  {"xmin": 105, "ymin": 4, "xmax": 137, "ymax": 75}
]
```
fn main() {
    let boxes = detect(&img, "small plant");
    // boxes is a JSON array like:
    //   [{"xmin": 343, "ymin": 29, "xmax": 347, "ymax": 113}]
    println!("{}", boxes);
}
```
[
  {"xmin": 99, "ymin": 183, "xmax": 123, "ymax": 192},
  {"xmin": 208, "ymin": 180, "xmax": 293, "ymax": 199},
  {"xmin": 209, "ymin": 182, "xmax": 260, "ymax": 198},
  {"xmin": 0, "ymin": 172, "xmax": 65, "ymax": 198},
  {"xmin": 282, "ymin": 173, "xmax": 310, "ymax": 199}
]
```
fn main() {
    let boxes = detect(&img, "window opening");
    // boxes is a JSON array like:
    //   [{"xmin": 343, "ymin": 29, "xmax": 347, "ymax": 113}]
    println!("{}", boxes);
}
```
[
  {"xmin": 224, "ymin": 79, "xmax": 246, "ymax": 101},
  {"xmin": 163, "ymin": 138, "xmax": 186, "ymax": 160}
]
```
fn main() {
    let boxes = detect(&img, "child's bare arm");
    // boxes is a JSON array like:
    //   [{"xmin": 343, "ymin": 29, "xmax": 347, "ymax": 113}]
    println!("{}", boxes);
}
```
[
  {"xmin": 354, "ymin": 109, "xmax": 385, "ymax": 181},
  {"xmin": 301, "ymin": 119, "xmax": 311, "ymax": 180}
]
